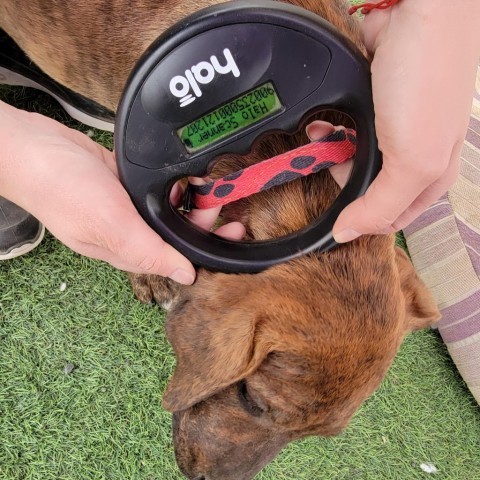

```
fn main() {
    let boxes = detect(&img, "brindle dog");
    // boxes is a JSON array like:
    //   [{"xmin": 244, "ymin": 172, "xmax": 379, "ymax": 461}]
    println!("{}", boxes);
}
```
[{"xmin": 1, "ymin": 1, "xmax": 440, "ymax": 479}]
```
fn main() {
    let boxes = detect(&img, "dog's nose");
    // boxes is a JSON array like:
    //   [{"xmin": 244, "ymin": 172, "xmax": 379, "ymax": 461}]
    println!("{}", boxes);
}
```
[{"xmin": 193, "ymin": 476, "xmax": 206, "ymax": 480}]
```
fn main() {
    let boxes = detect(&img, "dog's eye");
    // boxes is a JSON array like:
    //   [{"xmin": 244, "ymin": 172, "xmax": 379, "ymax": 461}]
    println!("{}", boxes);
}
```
[{"xmin": 237, "ymin": 381, "xmax": 266, "ymax": 417}]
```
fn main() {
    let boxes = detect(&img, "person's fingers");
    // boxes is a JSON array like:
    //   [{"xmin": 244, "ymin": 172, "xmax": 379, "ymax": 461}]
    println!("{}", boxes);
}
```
[
  {"xmin": 305, "ymin": 120, "xmax": 335, "ymax": 140},
  {"xmin": 329, "ymin": 160, "xmax": 354, "ymax": 189},
  {"xmin": 332, "ymin": 150, "xmax": 450, "ymax": 242},
  {"xmin": 170, "ymin": 180, "xmax": 185, "ymax": 208},
  {"xmin": 305, "ymin": 120, "xmax": 353, "ymax": 188},
  {"xmin": 186, "ymin": 203, "xmax": 223, "ymax": 231},
  {"xmin": 91, "ymin": 211, "xmax": 196, "ymax": 284},
  {"xmin": 176, "ymin": 176, "xmax": 246, "ymax": 240},
  {"xmin": 213, "ymin": 222, "xmax": 246, "ymax": 240},
  {"xmin": 184, "ymin": 176, "xmax": 225, "ymax": 231}
]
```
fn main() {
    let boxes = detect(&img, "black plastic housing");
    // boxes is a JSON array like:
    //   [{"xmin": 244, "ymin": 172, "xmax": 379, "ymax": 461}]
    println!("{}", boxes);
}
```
[{"xmin": 115, "ymin": 0, "xmax": 382, "ymax": 272}]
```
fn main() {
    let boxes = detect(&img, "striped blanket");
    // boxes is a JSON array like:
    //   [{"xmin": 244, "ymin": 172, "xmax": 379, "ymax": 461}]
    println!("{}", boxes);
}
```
[{"xmin": 404, "ymin": 64, "xmax": 480, "ymax": 404}]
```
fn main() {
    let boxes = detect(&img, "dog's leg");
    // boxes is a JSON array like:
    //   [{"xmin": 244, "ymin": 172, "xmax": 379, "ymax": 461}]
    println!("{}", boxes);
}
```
[{"xmin": 128, "ymin": 273, "xmax": 180, "ymax": 310}]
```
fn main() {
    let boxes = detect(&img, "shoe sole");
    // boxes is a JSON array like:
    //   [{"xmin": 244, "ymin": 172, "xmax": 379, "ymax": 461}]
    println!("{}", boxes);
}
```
[
  {"xmin": 0, "ymin": 224, "xmax": 45, "ymax": 260},
  {"xmin": 0, "ymin": 66, "xmax": 114, "ymax": 132}
]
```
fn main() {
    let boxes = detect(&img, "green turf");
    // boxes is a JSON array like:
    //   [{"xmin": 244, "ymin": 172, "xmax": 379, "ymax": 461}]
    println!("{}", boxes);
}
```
[{"xmin": 1, "ymin": 80, "xmax": 479, "ymax": 480}]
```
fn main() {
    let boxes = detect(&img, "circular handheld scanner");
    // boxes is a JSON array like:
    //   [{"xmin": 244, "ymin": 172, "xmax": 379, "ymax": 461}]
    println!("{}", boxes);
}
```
[{"xmin": 115, "ymin": 0, "xmax": 382, "ymax": 273}]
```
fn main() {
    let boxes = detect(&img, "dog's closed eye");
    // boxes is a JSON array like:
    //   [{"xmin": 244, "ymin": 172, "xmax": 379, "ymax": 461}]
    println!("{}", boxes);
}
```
[{"xmin": 237, "ymin": 381, "xmax": 266, "ymax": 417}]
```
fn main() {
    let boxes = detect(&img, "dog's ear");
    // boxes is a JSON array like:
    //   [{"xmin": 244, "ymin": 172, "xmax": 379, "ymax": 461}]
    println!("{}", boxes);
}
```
[
  {"xmin": 395, "ymin": 247, "xmax": 441, "ymax": 331},
  {"xmin": 162, "ymin": 282, "xmax": 271, "ymax": 412}
]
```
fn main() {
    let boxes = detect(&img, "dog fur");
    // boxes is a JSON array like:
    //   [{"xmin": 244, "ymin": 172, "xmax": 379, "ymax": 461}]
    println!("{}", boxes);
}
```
[{"xmin": 1, "ymin": 1, "xmax": 441, "ymax": 479}]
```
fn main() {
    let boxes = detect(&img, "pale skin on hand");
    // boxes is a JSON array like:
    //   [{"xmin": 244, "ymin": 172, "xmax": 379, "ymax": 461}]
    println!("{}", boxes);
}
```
[
  {"xmin": 311, "ymin": 0, "xmax": 480, "ymax": 242},
  {"xmin": 0, "ymin": 100, "xmax": 245, "ymax": 284}
]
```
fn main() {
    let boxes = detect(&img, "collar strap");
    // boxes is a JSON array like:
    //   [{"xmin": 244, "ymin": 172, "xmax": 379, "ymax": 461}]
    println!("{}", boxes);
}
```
[
  {"xmin": 187, "ymin": 128, "xmax": 356, "ymax": 210},
  {"xmin": 348, "ymin": 0, "xmax": 401, "ymax": 15}
]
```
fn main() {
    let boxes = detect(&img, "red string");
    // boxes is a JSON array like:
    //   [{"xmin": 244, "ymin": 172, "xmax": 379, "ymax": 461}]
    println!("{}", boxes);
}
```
[{"xmin": 348, "ymin": 0, "xmax": 401, "ymax": 15}]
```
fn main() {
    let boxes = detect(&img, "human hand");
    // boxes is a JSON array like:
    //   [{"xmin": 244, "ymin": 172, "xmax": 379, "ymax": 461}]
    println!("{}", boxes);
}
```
[
  {"xmin": 329, "ymin": 0, "xmax": 480, "ymax": 242},
  {"xmin": 0, "ymin": 101, "xmax": 244, "ymax": 284}
]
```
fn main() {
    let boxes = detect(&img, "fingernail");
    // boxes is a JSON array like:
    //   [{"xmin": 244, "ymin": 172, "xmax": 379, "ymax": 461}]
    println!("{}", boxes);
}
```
[
  {"xmin": 169, "ymin": 268, "xmax": 195, "ymax": 285},
  {"xmin": 334, "ymin": 228, "xmax": 361, "ymax": 243}
]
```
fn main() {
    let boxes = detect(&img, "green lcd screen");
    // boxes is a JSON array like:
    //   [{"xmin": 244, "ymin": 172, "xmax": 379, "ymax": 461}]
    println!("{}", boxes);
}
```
[{"xmin": 177, "ymin": 82, "xmax": 283, "ymax": 153}]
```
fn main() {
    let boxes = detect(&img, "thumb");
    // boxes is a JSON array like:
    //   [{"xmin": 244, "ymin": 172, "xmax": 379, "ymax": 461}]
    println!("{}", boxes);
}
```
[{"xmin": 332, "ymin": 161, "xmax": 432, "ymax": 242}]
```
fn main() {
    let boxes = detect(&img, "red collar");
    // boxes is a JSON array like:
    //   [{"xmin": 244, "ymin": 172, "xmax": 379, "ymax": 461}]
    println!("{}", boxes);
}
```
[{"xmin": 187, "ymin": 128, "xmax": 356, "ymax": 210}]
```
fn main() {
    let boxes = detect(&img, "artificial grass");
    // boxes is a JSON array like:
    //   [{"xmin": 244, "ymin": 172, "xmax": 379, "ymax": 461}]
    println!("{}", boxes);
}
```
[{"xmin": 1, "ymin": 81, "xmax": 480, "ymax": 480}]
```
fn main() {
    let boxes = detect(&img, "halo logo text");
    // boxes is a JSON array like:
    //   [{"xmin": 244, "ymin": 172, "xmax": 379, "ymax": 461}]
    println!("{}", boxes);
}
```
[{"xmin": 169, "ymin": 48, "xmax": 240, "ymax": 107}]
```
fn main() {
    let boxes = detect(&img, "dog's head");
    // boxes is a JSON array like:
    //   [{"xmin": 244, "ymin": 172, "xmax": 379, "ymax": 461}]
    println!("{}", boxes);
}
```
[{"xmin": 163, "ymin": 239, "xmax": 440, "ymax": 480}]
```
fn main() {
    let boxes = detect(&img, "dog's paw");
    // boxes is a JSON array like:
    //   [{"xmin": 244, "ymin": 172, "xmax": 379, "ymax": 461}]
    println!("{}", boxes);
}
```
[{"xmin": 128, "ymin": 273, "xmax": 180, "ymax": 310}]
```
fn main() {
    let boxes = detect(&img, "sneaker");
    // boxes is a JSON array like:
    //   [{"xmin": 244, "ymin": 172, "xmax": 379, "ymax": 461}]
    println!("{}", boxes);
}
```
[
  {"xmin": 0, "ymin": 196, "xmax": 45, "ymax": 260},
  {"xmin": 0, "ymin": 28, "xmax": 115, "ymax": 132}
]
